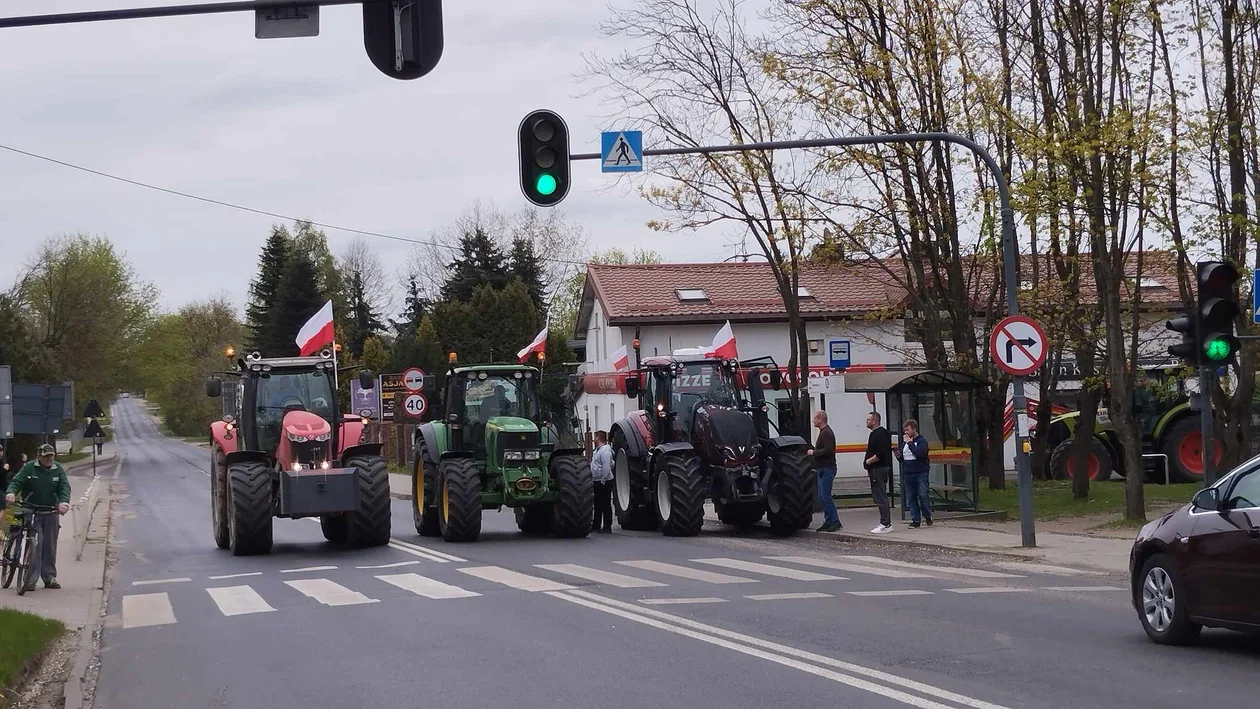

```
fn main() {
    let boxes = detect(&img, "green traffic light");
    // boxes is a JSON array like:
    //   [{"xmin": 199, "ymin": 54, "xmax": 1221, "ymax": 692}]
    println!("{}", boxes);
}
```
[
  {"xmin": 1204, "ymin": 337, "xmax": 1233, "ymax": 361},
  {"xmin": 536, "ymin": 174, "xmax": 557, "ymax": 196}
]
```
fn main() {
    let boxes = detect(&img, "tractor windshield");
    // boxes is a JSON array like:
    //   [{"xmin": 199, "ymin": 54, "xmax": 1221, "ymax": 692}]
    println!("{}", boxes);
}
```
[
  {"xmin": 673, "ymin": 362, "xmax": 738, "ymax": 409},
  {"xmin": 463, "ymin": 371, "xmax": 540, "ymax": 425},
  {"xmin": 255, "ymin": 369, "xmax": 336, "ymax": 452}
]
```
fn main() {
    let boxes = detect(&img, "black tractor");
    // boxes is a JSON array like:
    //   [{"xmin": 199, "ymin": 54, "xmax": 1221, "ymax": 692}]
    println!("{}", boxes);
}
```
[{"xmin": 608, "ymin": 348, "xmax": 813, "ymax": 537}]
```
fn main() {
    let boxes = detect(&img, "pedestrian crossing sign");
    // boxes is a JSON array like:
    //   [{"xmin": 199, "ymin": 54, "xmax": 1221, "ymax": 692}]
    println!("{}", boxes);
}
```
[{"xmin": 601, "ymin": 130, "xmax": 643, "ymax": 173}]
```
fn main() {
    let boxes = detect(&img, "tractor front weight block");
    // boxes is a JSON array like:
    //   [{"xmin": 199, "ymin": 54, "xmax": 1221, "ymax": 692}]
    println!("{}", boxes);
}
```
[{"xmin": 279, "ymin": 467, "xmax": 360, "ymax": 517}]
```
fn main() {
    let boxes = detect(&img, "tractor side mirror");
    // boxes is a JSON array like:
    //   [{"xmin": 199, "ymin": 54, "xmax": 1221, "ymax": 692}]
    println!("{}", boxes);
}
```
[
  {"xmin": 769, "ymin": 370, "xmax": 783, "ymax": 390},
  {"xmin": 206, "ymin": 377, "xmax": 222, "ymax": 398},
  {"xmin": 624, "ymin": 375, "xmax": 640, "ymax": 399},
  {"xmin": 358, "ymin": 370, "xmax": 376, "ymax": 390}
]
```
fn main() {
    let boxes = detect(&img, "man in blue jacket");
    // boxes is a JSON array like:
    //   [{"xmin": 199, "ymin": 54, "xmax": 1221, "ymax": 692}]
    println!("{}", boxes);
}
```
[{"xmin": 893, "ymin": 419, "xmax": 932, "ymax": 528}]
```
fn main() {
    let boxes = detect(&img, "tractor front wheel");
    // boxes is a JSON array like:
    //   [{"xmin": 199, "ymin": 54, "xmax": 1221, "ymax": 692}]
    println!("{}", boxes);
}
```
[
  {"xmin": 654, "ymin": 453, "xmax": 706, "ymax": 537},
  {"xmin": 210, "ymin": 448, "xmax": 230, "ymax": 549},
  {"xmin": 227, "ymin": 460, "xmax": 273, "ymax": 556},
  {"xmin": 1162, "ymin": 418, "xmax": 1222, "ymax": 484},
  {"xmin": 1050, "ymin": 437, "xmax": 1114, "ymax": 483},
  {"xmin": 550, "ymin": 453, "xmax": 594, "ymax": 538},
  {"xmin": 438, "ymin": 458, "xmax": 482, "ymax": 542},
  {"xmin": 613, "ymin": 428, "xmax": 658, "ymax": 531},
  {"xmin": 320, "ymin": 514, "xmax": 348, "ymax": 543},
  {"xmin": 766, "ymin": 445, "xmax": 814, "ymax": 536},
  {"xmin": 412, "ymin": 442, "xmax": 440, "ymax": 537},
  {"xmin": 345, "ymin": 454, "xmax": 391, "ymax": 548},
  {"xmin": 516, "ymin": 506, "xmax": 554, "ymax": 535}
]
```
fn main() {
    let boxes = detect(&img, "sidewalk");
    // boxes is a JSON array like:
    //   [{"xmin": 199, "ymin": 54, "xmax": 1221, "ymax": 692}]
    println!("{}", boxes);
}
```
[
  {"xmin": 63, "ymin": 441, "xmax": 119, "ymax": 478},
  {"xmin": 389, "ymin": 473, "xmax": 411, "ymax": 500}
]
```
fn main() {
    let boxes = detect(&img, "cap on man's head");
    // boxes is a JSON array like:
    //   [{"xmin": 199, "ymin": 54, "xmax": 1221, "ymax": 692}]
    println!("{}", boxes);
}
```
[{"xmin": 38, "ymin": 444, "xmax": 55, "ymax": 457}]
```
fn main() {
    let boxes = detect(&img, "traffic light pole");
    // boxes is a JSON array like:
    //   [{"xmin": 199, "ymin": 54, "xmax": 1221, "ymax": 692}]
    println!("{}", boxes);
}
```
[
  {"xmin": 573, "ymin": 131, "xmax": 1039, "ymax": 546},
  {"xmin": 0, "ymin": 0, "xmax": 384, "ymax": 29},
  {"xmin": 1200, "ymin": 366, "xmax": 1217, "ymax": 485}
]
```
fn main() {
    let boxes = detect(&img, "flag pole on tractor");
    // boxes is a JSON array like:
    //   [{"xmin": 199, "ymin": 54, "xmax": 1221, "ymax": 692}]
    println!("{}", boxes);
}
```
[
  {"xmin": 297, "ymin": 299, "xmax": 337, "ymax": 385},
  {"xmin": 518, "ymin": 326, "xmax": 548, "ymax": 363}
]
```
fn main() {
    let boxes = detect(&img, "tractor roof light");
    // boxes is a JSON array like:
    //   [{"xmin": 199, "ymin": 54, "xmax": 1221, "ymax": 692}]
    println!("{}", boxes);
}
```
[
  {"xmin": 225, "ymin": 345, "xmax": 236, "ymax": 358},
  {"xmin": 449, "ymin": 351, "xmax": 458, "ymax": 364},
  {"xmin": 248, "ymin": 351, "xmax": 262, "ymax": 361},
  {"xmin": 320, "ymin": 348, "xmax": 333, "ymax": 359}
]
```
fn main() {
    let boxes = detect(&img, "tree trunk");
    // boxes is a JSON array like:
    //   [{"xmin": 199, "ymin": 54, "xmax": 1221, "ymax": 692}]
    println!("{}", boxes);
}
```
[{"xmin": 1070, "ymin": 380, "xmax": 1099, "ymax": 499}]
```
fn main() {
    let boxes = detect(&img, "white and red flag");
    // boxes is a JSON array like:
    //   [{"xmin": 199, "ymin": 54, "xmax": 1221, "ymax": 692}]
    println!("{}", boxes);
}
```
[
  {"xmin": 518, "ymin": 326, "xmax": 548, "ymax": 362},
  {"xmin": 703, "ymin": 321, "xmax": 737, "ymax": 359},
  {"xmin": 610, "ymin": 344, "xmax": 630, "ymax": 371},
  {"xmin": 296, "ymin": 300, "xmax": 335, "ymax": 356}
]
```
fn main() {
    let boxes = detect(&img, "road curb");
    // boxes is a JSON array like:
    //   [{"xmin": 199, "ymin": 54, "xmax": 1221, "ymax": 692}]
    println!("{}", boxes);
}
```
[{"xmin": 62, "ymin": 486, "xmax": 113, "ymax": 709}]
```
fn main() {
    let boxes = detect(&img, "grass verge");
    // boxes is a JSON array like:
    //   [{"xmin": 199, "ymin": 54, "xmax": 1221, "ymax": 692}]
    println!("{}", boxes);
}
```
[
  {"xmin": 0, "ymin": 609, "xmax": 65, "ymax": 695},
  {"xmin": 981, "ymin": 479, "xmax": 1199, "ymax": 521}
]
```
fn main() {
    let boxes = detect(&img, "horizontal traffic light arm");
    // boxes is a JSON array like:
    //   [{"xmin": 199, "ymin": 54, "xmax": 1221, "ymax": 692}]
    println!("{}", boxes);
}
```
[{"xmin": 0, "ymin": 0, "xmax": 387, "ymax": 29}]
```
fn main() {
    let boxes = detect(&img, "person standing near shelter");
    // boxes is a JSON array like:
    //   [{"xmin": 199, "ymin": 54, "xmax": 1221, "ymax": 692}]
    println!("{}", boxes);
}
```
[
  {"xmin": 5, "ymin": 444, "xmax": 71, "ymax": 590},
  {"xmin": 589, "ymin": 430, "xmax": 614, "ymax": 534},
  {"xmin": 863, "ymin": 411, "xmax": 893, "ymax": 533},
  {"xmin": 894, "ymin": 419, "xmax": 932, "ymax": 528},
  {"xmin": 807, "ymin": 410, "xmax": 841, "ymax": 532}
]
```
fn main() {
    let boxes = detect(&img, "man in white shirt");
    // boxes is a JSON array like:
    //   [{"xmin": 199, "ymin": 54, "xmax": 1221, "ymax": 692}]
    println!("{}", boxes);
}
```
[{"xmin": 590, "ymin": 430, "xmax": 614, "ymax": 534}]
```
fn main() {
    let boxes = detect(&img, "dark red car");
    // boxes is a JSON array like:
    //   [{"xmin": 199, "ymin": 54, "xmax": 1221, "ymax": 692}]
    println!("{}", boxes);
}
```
[{"xmin": 1130, "ymin": 453, "xmax": 1260, "ymax": 644}]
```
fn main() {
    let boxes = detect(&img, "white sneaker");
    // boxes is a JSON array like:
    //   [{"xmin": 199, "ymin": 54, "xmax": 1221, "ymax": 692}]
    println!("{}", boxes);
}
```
[{"xmin": 870, "ymin": 524, "xmax": 893, "ymax": 534}]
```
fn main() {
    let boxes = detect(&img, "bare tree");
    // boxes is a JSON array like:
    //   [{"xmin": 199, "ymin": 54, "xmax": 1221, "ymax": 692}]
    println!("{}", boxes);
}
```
[{"xmin": 337, "ymin": 237, "xmax": 395, "ymax": 320}]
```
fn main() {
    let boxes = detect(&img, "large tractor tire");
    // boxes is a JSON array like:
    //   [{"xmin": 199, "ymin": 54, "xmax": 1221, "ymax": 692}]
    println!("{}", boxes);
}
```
[
  {"xmin": 550, "ymin": 453, "xmax": 594, "ymax": 538},
  {"xmin": 320, "ymin": 515, "xmax": 348, "ymax": 543},
  {"xmin": 516, "ymin": 506, "xmax": 554, "ymax": 535},
  {"xmin": 765, "ymin": 445, "xmax": 813, "ymax": 535},
  {"xmin": 1050, "ymin": 437, "xmax": 1114, "ymax": 482},
  {"xmin": 345, "ymin": 454, "xmax": 392, "ymax": 548},
  {"xmin": 1162, "ymin": 417, "xmax": 1221, "ymax": 484},
  {"xmin": 227, "ymin": 460, "xmax": 273, "ymax": 556},
  {"xmin": 412, "ymin": 441, "xmax": 440, "ymax": 537},
  {"xmin": 438, "ymin": 457, "xmax": 482, "ymax": 542},
  {"xmin": 715, "ymin": 499, "xmax": 765, "ymax": 528},
  {"xmin": 210, "ymin": 447, "xmax": 230, "ymax": 549},
  {"xmin": 653, "ymin": 452, "xmax": 706, "ymax": 537},
  {"xmin": 612, "ymin": 428, "xmax": 659, "ymax": 531}
]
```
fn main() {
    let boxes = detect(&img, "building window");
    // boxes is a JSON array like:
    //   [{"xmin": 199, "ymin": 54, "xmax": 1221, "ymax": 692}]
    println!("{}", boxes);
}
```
[
  {"xmin": 675, "ymin": 288, "xmax": 709, "ymax": 302},
  {"xmin": 797, "ymin": 286, "xmax": 813, "ymax": 298},
  {"xmin": 610, "ymin": 403, "xmax": 616, "ymax": 424}
]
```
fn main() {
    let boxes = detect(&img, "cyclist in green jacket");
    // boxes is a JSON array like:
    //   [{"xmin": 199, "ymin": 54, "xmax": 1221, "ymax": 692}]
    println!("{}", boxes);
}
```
[{"xmin": 5, "ymin": 444, "xmax": 71, "ymax": 591}]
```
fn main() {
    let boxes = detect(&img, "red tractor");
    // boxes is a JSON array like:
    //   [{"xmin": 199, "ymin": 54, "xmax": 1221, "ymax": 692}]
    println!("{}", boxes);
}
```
[
  {"xmin": 206, "ymin": 349, "xmax": 391, "ymax": 556},
  {"xmin": 609, "ymin": 349, "xmax": 813, "ymax": 537}
]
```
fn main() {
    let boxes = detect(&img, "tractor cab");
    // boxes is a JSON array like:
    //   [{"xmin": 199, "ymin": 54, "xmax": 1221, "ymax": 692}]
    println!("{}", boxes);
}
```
[{"xmin": 444, "ymin": 364, "xmax": 544, "ymax": 464}]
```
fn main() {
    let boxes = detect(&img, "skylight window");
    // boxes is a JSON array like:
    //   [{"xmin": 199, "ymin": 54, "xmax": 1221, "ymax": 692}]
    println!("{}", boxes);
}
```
[
  {"xmin": 676, "ymin": 288, "xmax": 709, "ymax": 301},
  {"xmin": 797, "ymin": 286, "xmax": 813, "ymax": 298},
  {"xmin": 1139, "ymin": 278, "xmax": 1162, "ymax": 287}
]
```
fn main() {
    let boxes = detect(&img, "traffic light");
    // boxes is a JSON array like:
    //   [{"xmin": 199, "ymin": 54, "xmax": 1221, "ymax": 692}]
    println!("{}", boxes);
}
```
[
  {"xmin": 518, "ymin": 109, "xmax": 570, "ymax": 207},
  {"xmin": 363, "ymin": 0, "xmax": 443, "ymax": 80},
  {"xmin": 1166, "ymin": 309, "xmax": 1199, "ymax": 364},
  {"xmin": 1197, "ymin": 260, "xmax": 1241, "ymax": 363}
]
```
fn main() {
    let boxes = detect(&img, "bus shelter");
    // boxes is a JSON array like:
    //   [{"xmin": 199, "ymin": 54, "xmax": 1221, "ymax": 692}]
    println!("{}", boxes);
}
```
[{"xmin": 842, "ymin": 369, "xmax": 988, "ymax": 517}]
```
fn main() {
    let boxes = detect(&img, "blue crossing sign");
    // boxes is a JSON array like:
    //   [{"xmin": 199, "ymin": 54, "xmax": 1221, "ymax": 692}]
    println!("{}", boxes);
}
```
[{"xmin": 601, "ymin": 131, "xmax": 643, "ymax": 173}]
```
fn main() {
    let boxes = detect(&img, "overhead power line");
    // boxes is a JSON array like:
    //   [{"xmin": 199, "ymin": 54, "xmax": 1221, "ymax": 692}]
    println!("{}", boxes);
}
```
[{"xmin": 0, "ymin": 142, "xmax": 588, "ymax": 265}]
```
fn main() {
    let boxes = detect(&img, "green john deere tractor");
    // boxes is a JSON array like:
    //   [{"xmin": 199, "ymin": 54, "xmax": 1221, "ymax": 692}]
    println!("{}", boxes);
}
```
[
  {"xmin": 410, "ymin": 356, "xmax": 593, "ymax": 542},
  {"xmin": 1046, "ymin": 366, "xmax": 1216, "ymax": 484}
]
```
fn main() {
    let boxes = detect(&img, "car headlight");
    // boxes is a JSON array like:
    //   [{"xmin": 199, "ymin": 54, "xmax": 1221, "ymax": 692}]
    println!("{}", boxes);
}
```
[
  {"xmin": 288, "ymin": 434, "xmax": 309, "ymax": 443},
  {"xmin": 523, "ymin": 450, "xmax": 541, "ymax": 461},
  {"xmin": 505, "ymin": 451, "xmax": 524, "ymax": 461}
]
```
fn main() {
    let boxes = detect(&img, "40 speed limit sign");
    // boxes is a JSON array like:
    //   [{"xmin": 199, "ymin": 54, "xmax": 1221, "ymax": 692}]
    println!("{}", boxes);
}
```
[{"xmin": 401, "ymin": 393, "xmax": 428, "ymax": 419}]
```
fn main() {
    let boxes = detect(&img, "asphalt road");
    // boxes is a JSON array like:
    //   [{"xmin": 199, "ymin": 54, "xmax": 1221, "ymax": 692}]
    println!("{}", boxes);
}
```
[{"xmin": 94, "ymin": 397, "xmax": 1260, "ymax": 709}]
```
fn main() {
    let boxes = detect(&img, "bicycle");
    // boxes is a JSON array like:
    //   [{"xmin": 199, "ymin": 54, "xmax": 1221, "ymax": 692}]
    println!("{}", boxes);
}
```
[{"xmin": 1, "ymin": 503, "xmax": 56, "ymax": 595}]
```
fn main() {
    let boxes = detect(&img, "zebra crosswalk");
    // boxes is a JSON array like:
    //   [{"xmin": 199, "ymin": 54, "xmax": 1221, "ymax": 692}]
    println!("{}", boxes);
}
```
[{"xmin": 114, "ymin": 554, "xmax": 1123, "ymax": 631}]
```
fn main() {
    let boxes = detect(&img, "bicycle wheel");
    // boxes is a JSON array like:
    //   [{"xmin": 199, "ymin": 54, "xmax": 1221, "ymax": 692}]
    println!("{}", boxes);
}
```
[
  {"xmin": 15, "ymin": 532, "xmax": 37, "ymax": 596},
  {"xmin": 0, "ymin": 533, "xmax": 17, "ymax": 589}
]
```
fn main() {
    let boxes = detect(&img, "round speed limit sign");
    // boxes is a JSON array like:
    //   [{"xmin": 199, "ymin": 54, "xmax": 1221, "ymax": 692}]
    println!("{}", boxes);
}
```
[{"xmin": 402, "ymin": 393, "xmax": 428, "ymax": 418}]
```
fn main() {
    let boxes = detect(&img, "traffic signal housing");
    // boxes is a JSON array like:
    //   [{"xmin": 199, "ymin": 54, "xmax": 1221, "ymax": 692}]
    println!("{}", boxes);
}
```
[
  {"xmin": 363, "ymin": 0, "xmax": 443, "ymax": 80},
  {"xmin": 1197, "ymin": 260, "xmax": 1241, "ymax": 363},
  {"xmin": 1166, "ymin": 309, "xmax": 1199, "ymax": 365},
  {"xmin": 518, "ymin": 110, "xmax": 570, "ymax": 207}
]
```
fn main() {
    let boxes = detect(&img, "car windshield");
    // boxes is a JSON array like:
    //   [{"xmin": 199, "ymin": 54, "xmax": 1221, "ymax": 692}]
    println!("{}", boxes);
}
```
[{"xmin": 464, "ymin": 371, "xmax": 539, "ymax": 424}]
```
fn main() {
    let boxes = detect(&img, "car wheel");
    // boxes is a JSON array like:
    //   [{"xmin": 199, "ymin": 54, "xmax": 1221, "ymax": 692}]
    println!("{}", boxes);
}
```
[{"xmin": 1138, "ymin": 553, "xmax": 1201, "ymax": 645}]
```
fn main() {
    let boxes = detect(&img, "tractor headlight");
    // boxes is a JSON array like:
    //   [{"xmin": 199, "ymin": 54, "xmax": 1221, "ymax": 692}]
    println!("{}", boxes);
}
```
[
  {"xmin": 505, "ymin": 451, "xmax": 524, "ymax": 461},
  {"xmin": 314, "ymin": 433, "xmax": 331, "ymax": 442},
  {"xmin": 723, "ymin": 446, "xmax": 736, "ymax": 460},
  {"xmin": 320, "ymin": 460, "xmax": 331, "ymax": 470},
  {"xmin": 292, "ymin": 461, "xmax": 303, "ymax": 471},
  {"xmin": 523, "ymin": 450, "xmax": 541, "ymax": 461},
  {"xmin": 288, "ymin": 434, "xmax": 309, "ymax": 443}
]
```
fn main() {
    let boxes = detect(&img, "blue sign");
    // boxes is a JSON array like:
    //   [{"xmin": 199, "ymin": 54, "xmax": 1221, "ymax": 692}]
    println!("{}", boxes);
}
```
[
  {"xmin": 828, "ymin": 340, "xmax": 851, "ymax": 370},
  {"xmin": 601, "ymin": 130, "xmax": 643, "ymax": 173},
  {"xmin": 1253, "ymin": 269, "xmax": 1259, "ymax": 324}
]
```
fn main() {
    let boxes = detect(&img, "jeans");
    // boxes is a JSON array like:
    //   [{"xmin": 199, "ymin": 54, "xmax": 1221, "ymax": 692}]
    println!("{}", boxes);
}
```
[
  {"xmin": 816, "ymin": 465, "xmax": 839, "ymax": 526},
  {"xmin": 868, "ymin": 466, "xmax": 891, "ymax": 527},
  {"xmin": 903, "ymin": 471, "xmax": 932, "ymax": 524},
  {"xmin": 592, "ymin": 480, "xmax": 614, "ymax": 531},
  {"xmin": 29, "ymin": 512, "xmax": 60, "ymax": 586}
]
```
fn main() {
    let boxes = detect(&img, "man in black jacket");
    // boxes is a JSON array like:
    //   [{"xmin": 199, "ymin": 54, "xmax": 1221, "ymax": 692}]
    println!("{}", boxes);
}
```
[
  {"xmin": 863, "ymin": 411, "xmax": 893, "ymax": 533},
  {"xmin": 806, "ymin": 410, "xmax": 841, "ymax": 532}
]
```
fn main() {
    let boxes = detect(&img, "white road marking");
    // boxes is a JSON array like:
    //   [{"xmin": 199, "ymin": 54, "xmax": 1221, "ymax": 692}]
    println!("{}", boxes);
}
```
[
  {"xmin": 535, "ymin": 564, "xmax": 668, "ymax": 588},
  {"xmin": 376, "ymin": 573, "xmax": 481, "ymax": 599},
  {"xmin": 994, "ymin": 561, "xmax": 1105, "ymax": 576},
  {"xmin": 209, "ymin": 572, "xmax": 263, "ymax": 580},
  {"xmin": 356, "ymin": 560, "xmax": 422, "ymax": 570},
  {"xmin": 387, "ymin": 542, "xmax": 451, "ymax": 563},
  {"xmin": 131, "ymin": 577, "xmax": 191, "ymax": 586},
  {"xmin": 692, "ymin": 557, "xmax": 846, "ymax": 581},
  {"xmin": 390, "ymin": 538, "xmax": 466, "ymax": 563},
  {"xmin": 284, "ymin": 578, "xmax": 378, "ymax": 606},
  {"xmin": 122, "ymin": 593, "xmax": 178, "ymax": 629},
  {"xmin": 206, "ymin": 585, "xmax": 277, "ymax": 616},
  {"xmin": 280, "ymin": 565, "xmax": 338, "ymax": 574},
  {"xmin": 745, "ymin": 592, "xmax": 834, "ymax": 601},
  {"xmin": 847, "ymin": 590, "xmax": 935, "ymax": 597},
  {"xmin": 766, "ymin": 556, "xmax": 931, "ymax": 579},
  {"xmin": 1041, "ymin": 585, "xmax": 1126, "ymax": 592},
  {"xmin": 458, "ymin": 566, "xmax": 574, "ymax": 592},
  {"xmin": 616, "ymin": 560, "xmax": 758, "ymax": 584},
  {"xmin": 551, "ymin": 589, "xmax": 1012, "ymax": 709},
  {"xmin": 639, "ymin": 597, "xmax": 728, "ymax": 605},
  {"xmin": 945, "ymin": 587, "xmax": 1032, "ymax": 594},
  {"xmin": 844, "ymin": 556, "xmax": 1025, "ymax": 579}
]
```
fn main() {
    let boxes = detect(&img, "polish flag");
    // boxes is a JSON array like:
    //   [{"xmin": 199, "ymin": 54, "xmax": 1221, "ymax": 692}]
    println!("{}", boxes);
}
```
[
  {"xmin": 610, "ymin": 344, "xmax": 629, "ymax": 371},
  {"xmin": 296, "ymin": 300, "xmax": 335, "ymax": 356},
  {"xmin": 703, "ymin": 321, "xmax": 737, "ymax": 359},
  {"xmin": 518, "ymin": 326, "xmax": 548, "ymax": 362}
]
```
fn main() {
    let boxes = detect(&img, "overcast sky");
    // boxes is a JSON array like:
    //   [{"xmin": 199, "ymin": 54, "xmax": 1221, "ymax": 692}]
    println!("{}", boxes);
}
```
[{"xmin": 0, "ymin": 0, "xmax": 740, "ymax": 313}]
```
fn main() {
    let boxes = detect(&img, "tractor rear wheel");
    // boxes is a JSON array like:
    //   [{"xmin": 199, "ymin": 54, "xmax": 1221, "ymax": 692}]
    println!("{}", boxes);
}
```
[
  {"xmin": 654, "ymin": 452, "xmax": 706, "ymax": 537},
  {"xmin": 320, "ymin": 514, "xmax": 348, "ymax": 543},
  {"xmin": 1050, "ymin": 437, "xmax": 1114, "ymax": 482},
  {"xmin": 345, "ymin": 454, "xmax": 391, "ymax": 548},
  {"xmin": 515, "ymin": 506, "xmax": 554, "ymax": 535},
  {"xmin": 438, "ymin": 457, "xmax": 482, "ymax": 542},
  {"xmin": 227, "ymin": 460, "xmax": 273, "ymax": 556},
  {"xmin": 766, "ymin": 445, "xmax": 813, "ymax": 536},
  {"xmin": 210, "ymin": 448, "xmax": 230, "ymax": 549},
  {"xmin": 1162, "ymin": 417, "xmax": 1222, "ymax": 484},
  {"xmin": 612, "ymin": 428, "xmax": 658, "ymax": 531},
  {"xmin": 550, "ymin": 453, "xmax": 594, "ymax": 538},
  {"xmin": 715, "ymin": 500, "xmax": 765, "ymax": 528},
  {"xmin": 412, "ymin": 442, "xmax": 440, "ymax": 537}
]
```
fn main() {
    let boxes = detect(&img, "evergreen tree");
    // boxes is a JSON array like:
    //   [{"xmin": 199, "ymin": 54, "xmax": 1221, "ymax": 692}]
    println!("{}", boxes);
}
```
[
  {"xmin": 245, "ymin": 227, "xmax": 290, "ymax": 352},
  {"xmin": 266, "ymin": 251, "xmax": 326, "ymax": 357},
  {"xmin": 360, "ymin": 335, "xmax": 391, "ymax": 375},
  {"xmin": 440, "ymin": 226, "xmax": 508, "ymax": 302},
  {"xmin": 388, "ymin": 276, "xmax": 428, "ymax": 371},
  {"xmin": 345, "ymin": 271, "xmax": 385, "ymax": 357},
  {"xmin": 508, "ymin": 237, "xmax": 547, "ymax": 315}
]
